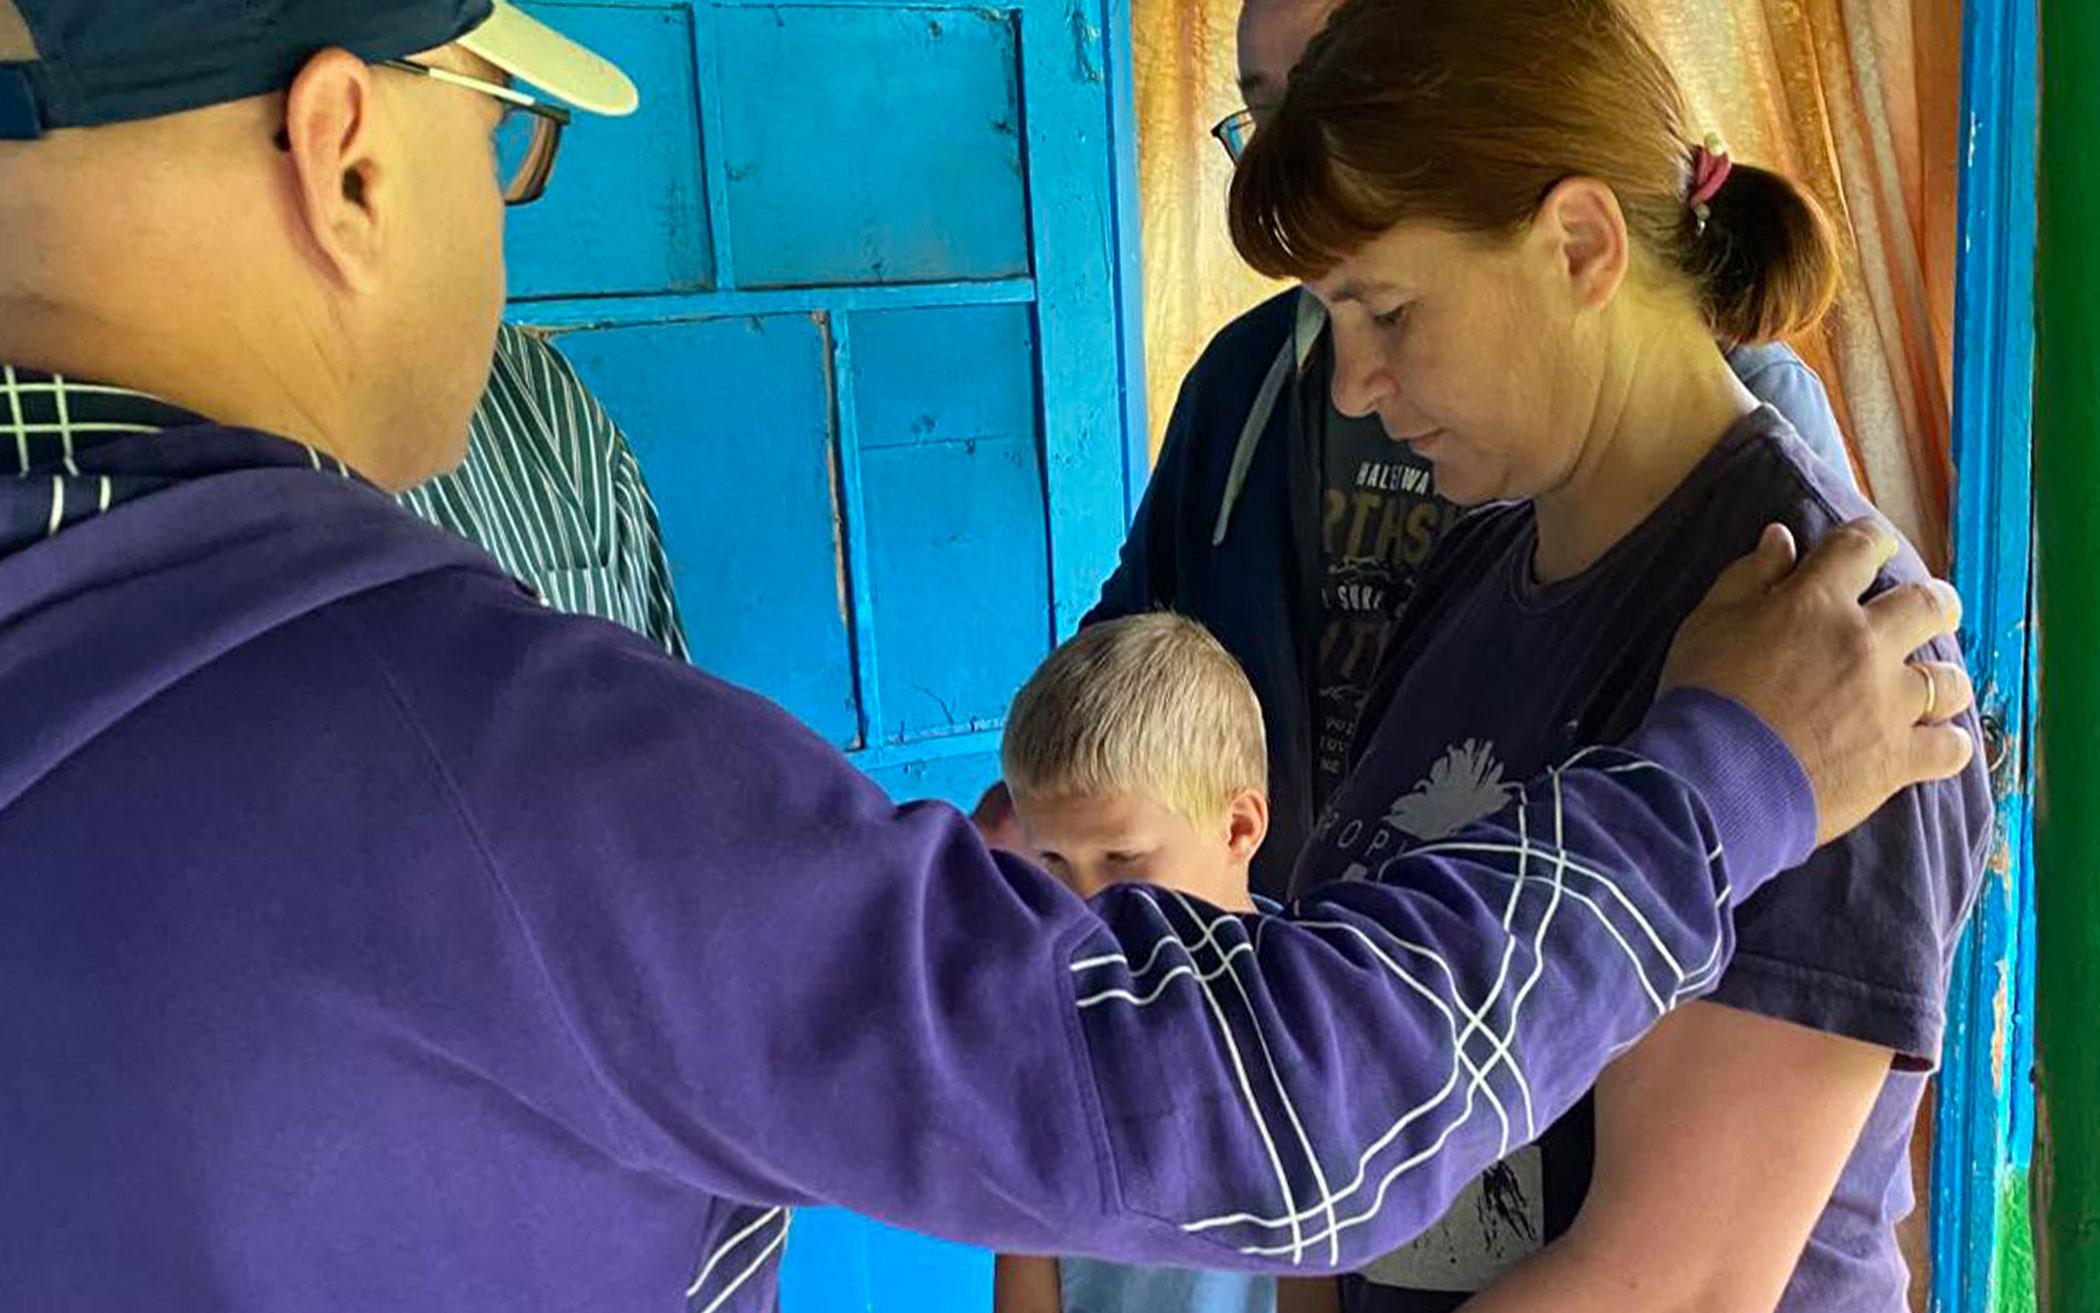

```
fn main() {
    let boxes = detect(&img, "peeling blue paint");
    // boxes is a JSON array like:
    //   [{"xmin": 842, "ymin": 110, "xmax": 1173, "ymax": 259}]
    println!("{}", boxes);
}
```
[{"xmin": 1935, "ymin": 1, "xmax": 2038, "ymax": 1309}]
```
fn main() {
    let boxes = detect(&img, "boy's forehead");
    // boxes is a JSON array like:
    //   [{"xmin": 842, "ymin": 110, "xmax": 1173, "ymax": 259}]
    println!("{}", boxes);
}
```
[{"xmin": 1015, "ymin": 789, "xmax": 1165, "ymax": 837}]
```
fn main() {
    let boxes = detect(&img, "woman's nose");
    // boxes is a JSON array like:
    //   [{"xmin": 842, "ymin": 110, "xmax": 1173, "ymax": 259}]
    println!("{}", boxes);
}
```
[{"xmin": 1328, "ymin": 319, "xmax": 1395, "ymax": 419}]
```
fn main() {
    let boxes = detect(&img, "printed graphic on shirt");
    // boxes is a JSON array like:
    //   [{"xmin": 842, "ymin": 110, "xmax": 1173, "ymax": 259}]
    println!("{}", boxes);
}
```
[
  {"xmin": 1356, "ymin": 1150, "xmax": 1544, "ymax": 1294},
  {"xmin": 1314, "ymin": 737, "xmax": 1517, "ymax": 883},
  {"xmin": 1384, "ymin": 738, "xmax": 1518, "ymax": 843},
  {"xmin": 1321, "ymin": 735, "xmax": 1554, "ymax": 1300},
  {"xmin": 1312, "ymin": 410, "xmax": 1458, "ymax": 806}
]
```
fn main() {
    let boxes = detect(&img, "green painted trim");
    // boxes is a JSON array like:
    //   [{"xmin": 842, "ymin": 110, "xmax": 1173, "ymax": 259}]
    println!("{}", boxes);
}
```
[
  {"xmin": 1995, "ymin": 1169, "xmax": 2036, "ymax": 1313},
  {"xmin": 2034, "ymin": 1, "xmax": 2100, "ymax": 1306}
]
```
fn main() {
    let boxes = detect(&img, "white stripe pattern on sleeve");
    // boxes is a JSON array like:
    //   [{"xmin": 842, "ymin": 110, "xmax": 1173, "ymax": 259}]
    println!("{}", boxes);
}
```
[
  {"xmin": 1065, "ymin": 749, "xmax": 1735, "ymax": 1264},
  {"xmin": 683, "ymin": 1204, "xmax": 789, "ymax": 1312}
]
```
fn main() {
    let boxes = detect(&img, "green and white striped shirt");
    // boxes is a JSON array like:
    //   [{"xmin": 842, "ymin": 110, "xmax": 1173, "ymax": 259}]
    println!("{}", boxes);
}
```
[{"xmin": 399, "ymin": 323, "xmax": 689, "ymax": 659}]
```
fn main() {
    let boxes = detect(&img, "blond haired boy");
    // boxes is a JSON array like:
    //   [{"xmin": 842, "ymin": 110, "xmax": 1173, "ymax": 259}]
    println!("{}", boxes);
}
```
[{"xmin": 992, "ymin": 612, "xmax": 1277, "ymax": 1313}]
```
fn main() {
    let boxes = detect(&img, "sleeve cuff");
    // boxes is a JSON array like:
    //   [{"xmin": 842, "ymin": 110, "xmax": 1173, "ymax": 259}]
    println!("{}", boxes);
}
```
[{"xmin": 1704, "ymin": 951, "xmax": 1945, "ymax": 1070}]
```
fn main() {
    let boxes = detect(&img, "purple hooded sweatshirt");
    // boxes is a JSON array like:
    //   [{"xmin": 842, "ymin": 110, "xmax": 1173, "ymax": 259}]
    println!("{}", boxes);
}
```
[{"xmin": 0, "ymin": 419, "xmax": 1817, "ymax": 1311}]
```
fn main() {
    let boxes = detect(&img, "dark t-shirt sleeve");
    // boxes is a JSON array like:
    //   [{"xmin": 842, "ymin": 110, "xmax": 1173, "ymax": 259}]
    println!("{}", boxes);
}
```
[
  {"xmin": 1699, "ymin": 454, "xmax": 1991, "ymax": 1066},
  {"xmin": 1710, "ymin": 753, "xmax": 1989, "ymax": 1066}
]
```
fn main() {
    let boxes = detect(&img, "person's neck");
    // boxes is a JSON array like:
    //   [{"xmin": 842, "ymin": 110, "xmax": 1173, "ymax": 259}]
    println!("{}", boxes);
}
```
[
  {"xmin": 1530, "ymin": 324, "xmax": 1756, "ymax": 584},
  {"xmin": 1207, "ymin": 864, "xmax": 1259, "ymax": 914},
  {"xmin": 0, "ymin": 286, "xmax": 356, "ymax": 470}
]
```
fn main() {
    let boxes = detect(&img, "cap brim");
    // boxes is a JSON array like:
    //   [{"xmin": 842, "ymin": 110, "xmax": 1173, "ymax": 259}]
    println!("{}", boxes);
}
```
[{"xmin": 458, "ymin": 1, "xmax": 639, "ymax": 116}]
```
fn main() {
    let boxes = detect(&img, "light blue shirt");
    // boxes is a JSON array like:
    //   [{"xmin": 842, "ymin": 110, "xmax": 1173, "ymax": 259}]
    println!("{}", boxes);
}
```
[
  {"xmin": 1056, "ymin": 1258, "xmax": 1276, "ymax": 1313},
  {"xmin": 1723, "ymin": 341, "xmax": 1863, "ymax": 493}
]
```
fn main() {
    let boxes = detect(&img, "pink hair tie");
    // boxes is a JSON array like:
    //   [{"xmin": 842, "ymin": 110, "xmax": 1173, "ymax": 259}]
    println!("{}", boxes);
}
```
[{"xmin": 1688, "ymin": 132, "xmax": 1733, "ymax": 231}]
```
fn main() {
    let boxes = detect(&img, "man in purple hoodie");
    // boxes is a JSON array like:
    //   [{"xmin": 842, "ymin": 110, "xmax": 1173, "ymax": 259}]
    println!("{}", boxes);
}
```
[{"xmin": 0, "ymin": 2, "xmax": 1976, "ymax": 1311}]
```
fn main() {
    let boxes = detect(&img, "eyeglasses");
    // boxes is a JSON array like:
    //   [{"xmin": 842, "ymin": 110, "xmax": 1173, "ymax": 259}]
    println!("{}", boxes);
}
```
[
  {"xmin": 378, "ymin": 59, "xmax": 571, "ymax": 206},
  {"xmin": 1212, "ymin": 108, "xmax": 1256, "ymax": 164},
  {"xmin": 272, "ymin": 58, "xmax": 571, "ymax": 207}
]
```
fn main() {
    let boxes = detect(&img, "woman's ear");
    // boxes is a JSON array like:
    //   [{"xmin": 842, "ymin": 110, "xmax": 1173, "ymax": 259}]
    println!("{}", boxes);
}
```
[{"xmin": 1534, "ymin": 175, "xmax": 1630, "ymax": 312}]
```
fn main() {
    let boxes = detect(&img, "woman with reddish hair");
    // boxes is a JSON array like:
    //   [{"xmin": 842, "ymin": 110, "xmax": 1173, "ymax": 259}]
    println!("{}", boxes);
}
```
[{"xmin": 1233, "ymin": 3, "xmax": 1991, "ymax": 1311}]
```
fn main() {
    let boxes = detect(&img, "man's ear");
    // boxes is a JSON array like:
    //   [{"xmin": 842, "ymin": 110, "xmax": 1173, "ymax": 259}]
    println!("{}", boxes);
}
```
[
  {"xmin": 1225, "ymin": 788, "xmax": 1270, "ymax": 863},
  {"xmin": 1535, "ymin": 175, "xmax": 1630, "ymax": 312},
  {"xmin": 281, "ymin": 48, "xmax": 387, "ymax": 293}
]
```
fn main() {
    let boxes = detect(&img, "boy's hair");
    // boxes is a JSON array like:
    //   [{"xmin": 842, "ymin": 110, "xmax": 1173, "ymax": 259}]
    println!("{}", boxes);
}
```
[{"xmin": 1001, "ymin": 612, "xmax": 1267, "ymax": 824}]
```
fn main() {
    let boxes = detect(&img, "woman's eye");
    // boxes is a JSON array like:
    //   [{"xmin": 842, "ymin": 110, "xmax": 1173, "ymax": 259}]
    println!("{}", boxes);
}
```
[{"xmin": 1372, "ymin": 305, "xmax": 1412, "ymax": 330}]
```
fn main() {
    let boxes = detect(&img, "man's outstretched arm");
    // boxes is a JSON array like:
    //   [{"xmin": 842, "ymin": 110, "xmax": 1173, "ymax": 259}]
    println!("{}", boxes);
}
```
[{"xmin": 403, "ymin": 521, "xmax": 1969, "ymax": 1272}]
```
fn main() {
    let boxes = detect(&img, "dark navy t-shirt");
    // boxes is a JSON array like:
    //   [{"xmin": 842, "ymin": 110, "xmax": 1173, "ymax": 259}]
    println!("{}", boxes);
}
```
[{"xmin": 1293, "ymin": 409, "xmax": 1991, "ymax": 1313}]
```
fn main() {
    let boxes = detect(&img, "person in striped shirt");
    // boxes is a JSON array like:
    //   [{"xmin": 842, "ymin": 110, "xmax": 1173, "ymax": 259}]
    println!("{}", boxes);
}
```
[
  {"xmin": 992, "ymin": 613, "xmax": 1280, "ymax": 1313},
  {"xmin": 400, "ymin": 321, "xmax": 687, "ymax": 657}
]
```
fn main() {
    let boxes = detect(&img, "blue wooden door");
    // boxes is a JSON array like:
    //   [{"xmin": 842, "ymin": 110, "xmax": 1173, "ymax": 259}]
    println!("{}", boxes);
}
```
[{"xmin": 502, "ymin": 2, "xmax": 1145, "ymax": 1309}]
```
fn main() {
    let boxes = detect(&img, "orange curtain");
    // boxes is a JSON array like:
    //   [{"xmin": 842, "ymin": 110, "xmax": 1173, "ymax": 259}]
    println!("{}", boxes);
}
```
[
  {"xmin": 1131, "ymin": 0, "xmax": 1965, "ymax": 563},
  {"xmin": 1640, "ymin": 0, "xmax": 1962, "ymax": 562},
  {"xmin": 1131, "ymin": 0, "xmax": 1285, "ymax": 460}
]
